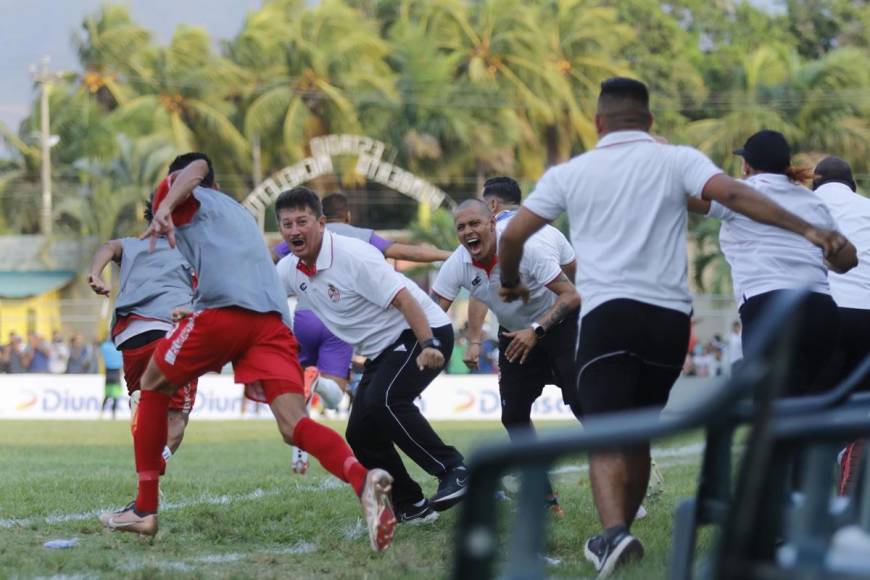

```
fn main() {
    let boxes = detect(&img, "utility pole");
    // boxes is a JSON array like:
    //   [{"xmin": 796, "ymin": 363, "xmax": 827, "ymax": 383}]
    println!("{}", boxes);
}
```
[{"xmin": 32, "ymin": 57, "xmax": 61, "ymax": 237}]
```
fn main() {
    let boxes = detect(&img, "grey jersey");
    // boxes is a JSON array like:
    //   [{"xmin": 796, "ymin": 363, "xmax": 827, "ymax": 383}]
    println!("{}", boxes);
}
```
[
  {"xmin": 112, "ymin": 237, "xmax": 194, "ymax": 331},
  {"xmin": 173, "ymin": 187, "xmax": 291, "ymax": 326},
  {"xmin": 325, "ymin": 222, "xmax": 373, "ymax": 243}
]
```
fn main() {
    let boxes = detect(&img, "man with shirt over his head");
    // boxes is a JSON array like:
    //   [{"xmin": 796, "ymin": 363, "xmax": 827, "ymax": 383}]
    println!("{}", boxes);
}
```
[
  {"xmin": 431, "ymin": 199, "xmax": 580, "ymax": 515},
  {"xmin": 99, "ymin": 154, "xmax": 396, "ymax": 554},
  {"xmin": 812, "ymin": 156, "xmax": 870, "ymax": 494},
  {"xmin": 498, "ymin": 77, "xmax": 850, "ymax": 577},
  {"xmin": 276, "ymin": 187, "xmax": 467, "ymax": 525}
]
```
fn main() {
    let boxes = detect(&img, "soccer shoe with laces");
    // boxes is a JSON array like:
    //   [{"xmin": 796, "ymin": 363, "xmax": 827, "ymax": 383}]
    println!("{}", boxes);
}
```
[
  {"xmin": 100, "ymin": 504, "xmax": 158, "ymax": 536},
  {"xmin": 360, "ymin": 468, "xmax": 397, "ymax": 552},
  {"xmin": 98, "ymin": 501, "xmax": 135, "ymax": 526},
  {"xmin": 584, "ymin": 532, "xmax": 644, "ymax": 578},
  {"xmin": 430, "ymin": 465, "xmax": 469, "ymax": 511},
  {"xmin": 396, "ymin": 500, "xmax": 439, "ymax": 525}
]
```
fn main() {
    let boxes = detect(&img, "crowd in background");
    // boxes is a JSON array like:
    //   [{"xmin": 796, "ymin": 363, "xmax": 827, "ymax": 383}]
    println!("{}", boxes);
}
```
[
  {"xmin": 0, "ymin": 322, "xmax": 741, "ymax": 377},
  {"xmin": 0, "ymin": 331, "xmax": 109, "ymax": 374}
]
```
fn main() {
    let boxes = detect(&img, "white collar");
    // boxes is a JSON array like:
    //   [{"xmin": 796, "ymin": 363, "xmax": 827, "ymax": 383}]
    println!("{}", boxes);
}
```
[{"xmin": 596, "ymin": 130, "xmax": 656, "ymax": 149}]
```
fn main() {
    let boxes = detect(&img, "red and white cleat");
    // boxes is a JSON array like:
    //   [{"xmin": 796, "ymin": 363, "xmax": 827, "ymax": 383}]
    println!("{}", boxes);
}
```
[
  {"xmin": 291, "ymin": 447, "xmax": 309, "ymax": 475},
  {"xmin": 360, "ymin": 468, "xmax": 397, "ymax": 552}
]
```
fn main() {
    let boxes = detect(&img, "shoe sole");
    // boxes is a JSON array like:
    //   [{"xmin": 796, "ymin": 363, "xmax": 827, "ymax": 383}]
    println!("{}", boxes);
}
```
[
  {"xmin": 362, "ymin": 469, "xmax": 397, "ymax": 552},
  {"xmin": 598, "ymin": 536, "xmax": 644, "ymax": 579},
  {"xmin": 430, "ymin": 486, "xmax": 468, "ymax": 512}
]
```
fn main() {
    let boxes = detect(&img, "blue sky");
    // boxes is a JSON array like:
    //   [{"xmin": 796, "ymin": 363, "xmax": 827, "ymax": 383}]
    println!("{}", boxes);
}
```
[{"xmin": 0, "ymin": 0, "xmax": 261, "ymax": 132}]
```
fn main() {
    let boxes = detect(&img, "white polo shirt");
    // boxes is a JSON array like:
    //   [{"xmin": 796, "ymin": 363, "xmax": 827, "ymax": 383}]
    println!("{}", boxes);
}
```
[
  {"xmin": 495, "ymin": 210, "xmax": 576, "ymax": 266},
  {"xmin": 431, "ymin": 234, "xmax": 563, "ymax": 331},
  {"xmin": 706, "ymin": 173, "xmax": 835, "ymax": 306},
  {"xmin": 523, "ymin": 130, "xmax": 723, "ymax": 317},
  {"xmin": 814, "ymin": 182, "xmax": 870, "ymax": 310},
  {"xmin": 277, "ymin": 231, "xmax": 451, "ymax": 358}
]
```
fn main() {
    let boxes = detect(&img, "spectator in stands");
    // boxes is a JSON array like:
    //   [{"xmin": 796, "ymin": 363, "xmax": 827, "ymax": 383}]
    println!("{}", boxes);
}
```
[
  {"xmin": 66, "ymin": 333, "xmax": 94, "ymax": 373},
  {"xmin": 99, "ymin": 337, "xmax": 123, "ymax": 420},
  {"xmin": 727, "ymin": 321, "xmax": 742, "ymax": 369},
  {"xmin": 5, "ymin": 332, "xmax": 26, "ymax": 373},
  {"xmin": 26, "ymin": 333, "xmax": 50, "ymax": 373},
  {"xmin": 48, "ymin": 330, "xmax": 70, "ymax": 374}
]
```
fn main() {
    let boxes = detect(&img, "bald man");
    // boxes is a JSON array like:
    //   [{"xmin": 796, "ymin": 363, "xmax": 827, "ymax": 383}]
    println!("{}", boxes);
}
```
[{"xmin": 813, "ymin": 157, "xmax": 870, "ymax": 494}]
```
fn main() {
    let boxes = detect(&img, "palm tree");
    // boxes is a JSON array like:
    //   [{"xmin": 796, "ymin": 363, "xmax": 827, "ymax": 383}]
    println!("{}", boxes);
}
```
[
  {"xmin": 55, "ymin": 135, "xmax": 175, "ymax": 242},
  {"xmin": 682, "ymin": 44, "xmax": 801, "ymax": 174},
  {"xmin": 795, "ymin": 47, "xmax": 870, "ymax": 177},
  {"xmin": 243, "ymin": 0, "xmax": 397, "ymax": 163},
  {"xmin": 375, "ymin": 12, "xmax": 521, "ymax": 196},
  {"xmin": 71, "ymin": 5, "xmax": 150, "ymax": 110},
  {"xmin": 110, "ymin": 25, "xmax": 250, "ymax": 189},
  {"xmin": 534, "ymin": 0, "xmax": 633, "ymax": 167}
]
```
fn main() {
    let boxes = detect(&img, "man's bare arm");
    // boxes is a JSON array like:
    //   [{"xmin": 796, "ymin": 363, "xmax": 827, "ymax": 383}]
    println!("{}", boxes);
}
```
[
  {"xmin": 392, "ymin": 288, "xmax": 434, "ymax": 344},
  {"xmin": 499, "ymin": 207, "xmax": 550, "ymax": 287},
  {"xmin": 701, "ymin": 174, "xmax": 851, "ymax": 261},
  {"xmin": 87, "ymin": 239, "xmax": 123, "ymax": 296},
  {"xmin": 385, "ymin": 243, "xmax": 452, "ymax": 263},
  {"xmin": 537, "ymin": 273, "xmax": 581, "ymax": 330}
]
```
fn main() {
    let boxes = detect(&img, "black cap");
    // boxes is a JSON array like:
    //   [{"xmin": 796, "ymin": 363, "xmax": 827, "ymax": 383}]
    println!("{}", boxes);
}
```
[{"xmin": 733, "ymin": 130, "xmax": 791, "ymax": 173}]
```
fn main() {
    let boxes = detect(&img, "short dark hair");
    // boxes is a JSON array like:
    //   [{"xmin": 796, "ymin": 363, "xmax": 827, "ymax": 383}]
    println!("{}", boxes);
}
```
[
  {"xmin": 597, "ymin": 77, "xmax": 651, "ymax": 128},
  {"xmin": 814, "ymin": 156, "xmax": 856, "ymax": 192},
  {"xmin": 169, "ymin": 152, "xmax": 215, "ymax": 187},
  {"xmin": 481, "ymin": 176, "xmax": 522, "ymax": 205},
  {"xmin": 322, "ymin": 193, "xmax": 349, "ymax": 220},
  {"xmin": 599, "ymin": 77, "xmax": 650, "ymax": 107},
  {"xmin": 275, "ymin": 186, "xmax": 323, "ymax": 218}
]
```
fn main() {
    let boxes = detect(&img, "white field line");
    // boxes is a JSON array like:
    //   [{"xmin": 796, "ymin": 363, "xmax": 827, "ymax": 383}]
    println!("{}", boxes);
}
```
[
  {"xmin": 1, "ymin": 444, "xmax": 704, "ymax": 530},
  {"xmin": 117, "ymin": 542, "xmax": 319, "ymax": 573},
  {"xmin": 548, "ymin": 442, "xmax": 705, "ymax": 476},
  {"xmin": 1, "ymin": 475, "xmax": 350, "ymax": 529}
]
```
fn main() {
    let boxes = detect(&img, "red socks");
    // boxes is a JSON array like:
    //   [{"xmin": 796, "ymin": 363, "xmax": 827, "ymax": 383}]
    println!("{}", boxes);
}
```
[
  {"xmin": 134, "ymin": 390, "xmax": 170, "ymax": 513},
  {"xmin": 293, "ymin": 417, "xmax": 367, "ymax": 496}
]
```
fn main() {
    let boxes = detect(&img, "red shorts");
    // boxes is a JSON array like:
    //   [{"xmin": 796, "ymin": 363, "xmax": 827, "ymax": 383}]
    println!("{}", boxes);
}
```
[
  {"xmin": 153, "ymin": 307, "xmax": 303, "ymax": 404},
  {"xmin": 123, "ymin": 340, "xmax": 198, "ymax": 413}
]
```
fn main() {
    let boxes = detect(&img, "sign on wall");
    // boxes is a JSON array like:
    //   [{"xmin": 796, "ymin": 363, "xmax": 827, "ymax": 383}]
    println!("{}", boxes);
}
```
[{"xmin": 0, "ymin": 374, "xmax": 574, "ymax": 421}]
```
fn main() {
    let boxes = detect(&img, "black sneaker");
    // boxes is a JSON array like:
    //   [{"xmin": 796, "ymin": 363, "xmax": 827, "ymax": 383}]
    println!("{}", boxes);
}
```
[
  {"xmin": 429, "ymin": 466, "xmax": 469, "ymax": 511},
  {"xmin": 584, "ymin": 532, "xmax": 644, "ymax": 578},
  {"xmin": 396, "ymin": 500, "xmax": 439, "ymax": 525}
]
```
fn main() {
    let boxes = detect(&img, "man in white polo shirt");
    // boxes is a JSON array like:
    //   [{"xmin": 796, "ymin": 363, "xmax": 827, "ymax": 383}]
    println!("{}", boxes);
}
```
[
  {"xmin": 812, "ymin": 156, "xmax": 870, "ymax": 494},
  {"xmin": 498, "ymin": 77, "xmax": 850, "ymax": 577},
  {"xmin": 458, "ymin": 176, "xmax": 577, "ymax": 372},
  {"xmin": 275, "ymin": 187, "xmax": 467, "ymax": 524},
  {"xmin": 431, "ymin": 199, "xmax": 580, "ymax": 514}
]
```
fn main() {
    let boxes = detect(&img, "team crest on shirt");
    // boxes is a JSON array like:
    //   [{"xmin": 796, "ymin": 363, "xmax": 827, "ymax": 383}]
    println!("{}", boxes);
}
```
[{"xmin": 327, "ymin": 284, "xmax": 341, "ymax": 302}]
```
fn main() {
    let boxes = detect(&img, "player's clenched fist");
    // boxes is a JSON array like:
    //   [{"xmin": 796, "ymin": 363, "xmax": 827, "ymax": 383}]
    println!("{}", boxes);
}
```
[{"xmin": 417, "ymin": 346, "xmax": 445, "ymax": 371}]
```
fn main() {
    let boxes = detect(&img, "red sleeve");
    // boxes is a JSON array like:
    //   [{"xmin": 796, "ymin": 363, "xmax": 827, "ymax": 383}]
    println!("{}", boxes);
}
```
[{"xmin": 152, "ymin": 174, "xmax": 201, "ymax": 227}]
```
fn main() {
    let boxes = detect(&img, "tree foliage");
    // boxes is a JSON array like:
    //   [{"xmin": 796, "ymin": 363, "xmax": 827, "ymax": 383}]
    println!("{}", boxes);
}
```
[{"xmin": 0, "ymin": 0, "xmax": 867, "ymax": 292}]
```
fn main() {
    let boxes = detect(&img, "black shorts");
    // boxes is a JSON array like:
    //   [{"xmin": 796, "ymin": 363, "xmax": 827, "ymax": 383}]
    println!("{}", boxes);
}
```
[
  {"xmin": 739, "ymin": 290, "xmax": 840, "ymax": 396},
  {"xmin": 497, "ymin": 309, "xmax": 578, "ymax": 426},
  {"xmin": 574, "ymin": 299, "xmax": 690, "ymax": 416},
  {"xmin": 836, "ymin": 307, "xmax": 870, "ymax": 392}
]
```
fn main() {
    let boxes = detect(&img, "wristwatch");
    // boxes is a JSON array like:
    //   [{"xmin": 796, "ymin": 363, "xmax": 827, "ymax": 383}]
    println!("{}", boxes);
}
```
[
  {"xmin": 531, "ymin": 322, "xmax": 546, "ymax": 339},
  {"xmin": 500, "ymin": 277, "xmax": 520, "ymax": 289},
  {"xmin": 421, "ymin": 338, "xmax": 442, "ymax": 350}
]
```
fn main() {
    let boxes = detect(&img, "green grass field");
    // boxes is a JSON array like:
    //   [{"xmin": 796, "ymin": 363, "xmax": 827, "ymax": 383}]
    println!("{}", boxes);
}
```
[{"xmin": 0, "ymin": 420, "xmax": 709, "ymax": 579}]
